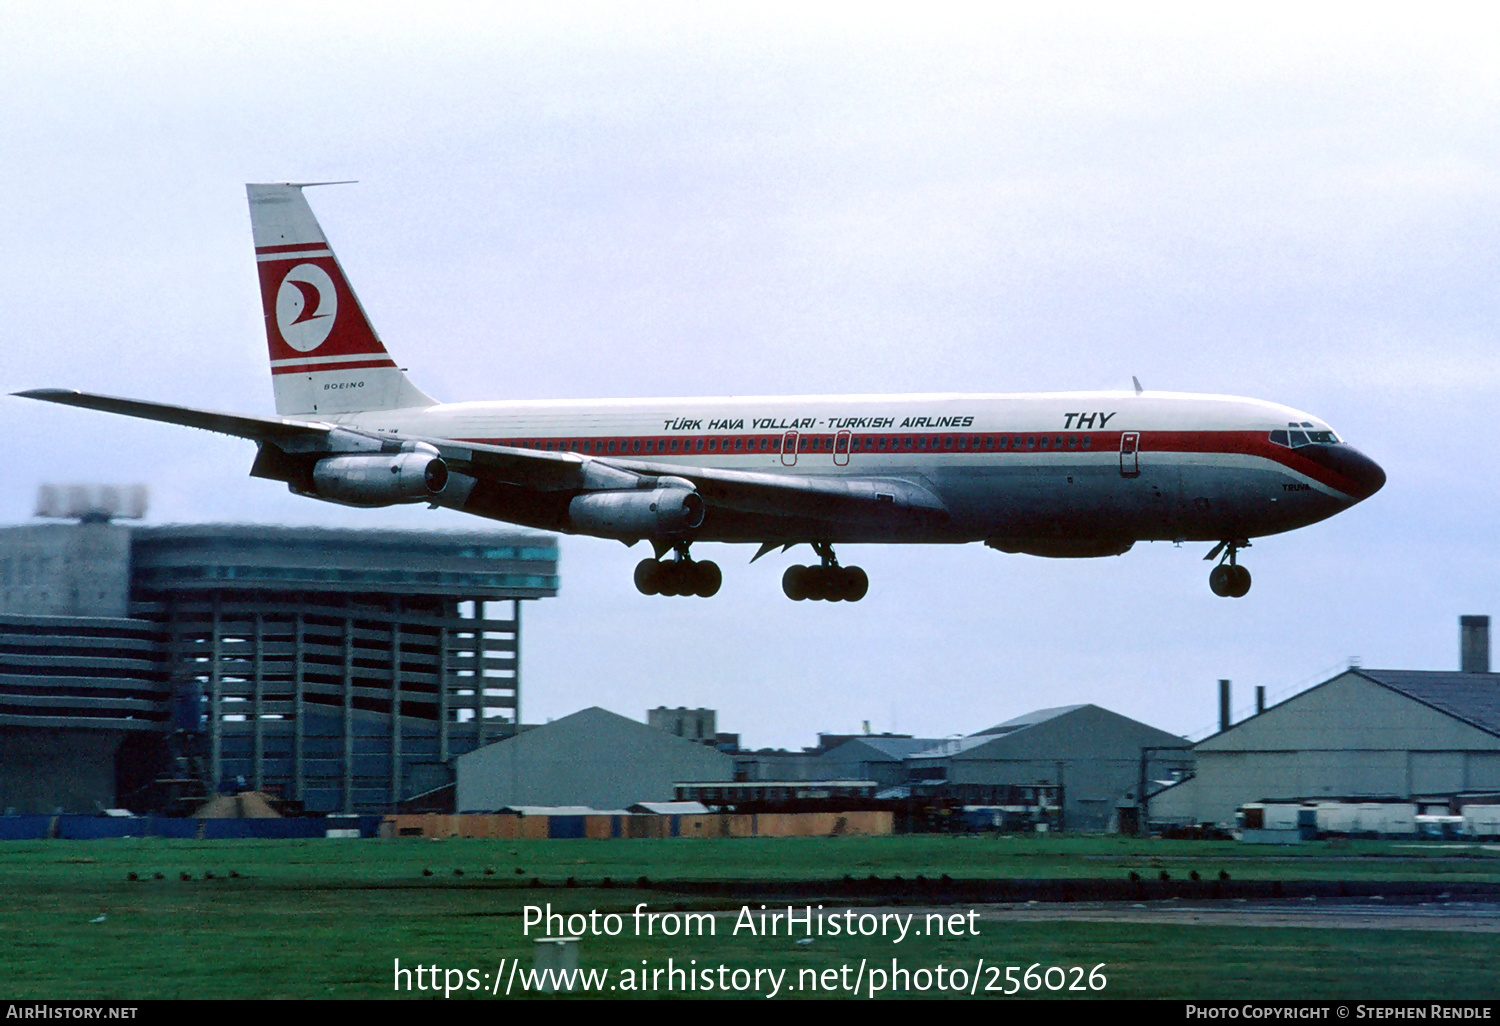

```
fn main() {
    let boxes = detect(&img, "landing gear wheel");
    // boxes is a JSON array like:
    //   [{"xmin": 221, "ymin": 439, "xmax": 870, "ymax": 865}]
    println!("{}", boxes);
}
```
[
  {"xmin": 783, "ymin": 564, "xmax": 810, "ymax": 601},
  {"xmin": 1209, "ymin": 561, "xmax": 1252, "ymax": 598},
  {"xmin": 1206, "ymin": 539, "xmax": 1252, "ymax": 599},
  {"xmin": 1209, "ymin": 564, "xmax": 1233, "ymax": 597},
  {"xmin": 635, "ymin": 558, "xmax": 662, "ymax": 596},
  {"xmin": 659, "ymin": 562, "xmax": 687, "ymax": 597},
  {"xmin": 1227, "ymin": 564, "xmax": 1251, "ymax": 598},
  {"xmin": 781, "ymin": 562, "xmax": 868, "ymax": 602},
  {"xmin": 693, "ymin": 560, "xmax": 722, "ymax": 598},
  {"xmin": 841, "ymin": 565, "xmax": 869, "ymax": 602},
  {"xmin": 638, "ymin": 556, "xmax": 720, "ymax": 597}
]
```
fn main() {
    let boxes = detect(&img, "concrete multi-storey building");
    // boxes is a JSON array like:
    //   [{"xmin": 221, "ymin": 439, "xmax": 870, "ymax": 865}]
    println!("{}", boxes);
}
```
[{"xmin": 0, "ymin": 520, "xmax": 557, "ymax": 814}]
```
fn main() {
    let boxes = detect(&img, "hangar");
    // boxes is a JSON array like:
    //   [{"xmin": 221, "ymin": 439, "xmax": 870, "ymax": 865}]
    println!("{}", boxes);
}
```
[
  {"xmin": 1151, "ymin": 664, "xmax": 1500, "ymax": 828},
  {"xmin": 456, "ymin": 706, "xmax": 734, "ymax": 811},
  {"xmin": 896, "ymin": 705, "xmax": 1187, "ymax": 831}
]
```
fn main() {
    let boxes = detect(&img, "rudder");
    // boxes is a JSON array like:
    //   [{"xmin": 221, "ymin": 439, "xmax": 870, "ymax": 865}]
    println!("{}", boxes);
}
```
[{"xmin": 248, "ymin": 182, "xmax": 435, "ymax": 417}]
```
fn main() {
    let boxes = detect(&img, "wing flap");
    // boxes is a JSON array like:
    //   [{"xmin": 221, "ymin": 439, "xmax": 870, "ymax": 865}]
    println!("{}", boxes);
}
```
[
  {"xmin": 404, "ymin": 438, "xmax": 946, "ymax": 525},
  {"xmin": 586, "ymin": 456, "xmax": 948, "ymax": 525}
]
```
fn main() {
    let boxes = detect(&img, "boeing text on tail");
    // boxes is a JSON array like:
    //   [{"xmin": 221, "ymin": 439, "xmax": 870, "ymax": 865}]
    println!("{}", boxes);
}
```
[{"xmin": 16, "ymin": 183, "xmax": 1385, "ymax": 601}]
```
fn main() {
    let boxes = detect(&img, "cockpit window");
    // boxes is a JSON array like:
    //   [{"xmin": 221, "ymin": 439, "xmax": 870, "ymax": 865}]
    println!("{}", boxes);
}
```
[{"xmin": 1270, "ymin": 423, "xmax": 1340, "ymax": 448}]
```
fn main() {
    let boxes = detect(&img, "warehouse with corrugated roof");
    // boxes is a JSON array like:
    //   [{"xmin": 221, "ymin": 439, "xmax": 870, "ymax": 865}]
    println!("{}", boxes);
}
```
[{"xmin": 1151, "ymin": 657, "xmax": 1500, "ymax": 829}]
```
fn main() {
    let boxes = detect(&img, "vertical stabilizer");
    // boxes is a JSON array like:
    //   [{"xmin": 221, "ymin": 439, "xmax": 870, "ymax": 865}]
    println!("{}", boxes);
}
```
[{"xmin": 248, "ymin": 183, "xmax": 436, "ymax": 417}]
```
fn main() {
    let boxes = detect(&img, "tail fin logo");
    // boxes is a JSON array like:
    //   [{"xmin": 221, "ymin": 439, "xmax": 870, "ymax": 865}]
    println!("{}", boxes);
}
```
[{"xmin": 275, "ymin": 263, "xmax": 338, "ymax": 352}]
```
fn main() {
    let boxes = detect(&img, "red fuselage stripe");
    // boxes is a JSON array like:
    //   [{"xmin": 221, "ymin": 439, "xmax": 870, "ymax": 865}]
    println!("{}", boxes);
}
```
[{"xmin": 449, "ymin": 428, "xmax": 1353, "ymax": 494}]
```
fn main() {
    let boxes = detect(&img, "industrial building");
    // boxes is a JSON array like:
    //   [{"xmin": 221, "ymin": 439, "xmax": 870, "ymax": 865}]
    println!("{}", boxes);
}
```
[
  {"xmin": 725, "ymin": 705, "xmax": 1186, "ymax": 831},
  {"xmin": 1151, "ymin": 667, "xmax": 1500, "ymax": 828},
  {"xmin": 1151, "ymin": 618, "xmax": 1500, "ymax": 828},
  {"xmin": 817, "ymin": 736, "xmax": 944, "ymax": 789},
  {"xmin": 451, "ymin": 700, "xmax": 1185, "ymax": 831},
  {"xmin": 893, "ymin": 705, "xmax": 1187, "ymax": 831},
  {"xmin": 0, "ymin": 515, "xmax": 557, "ymax": 815},
  {"xmin": 455, "ymin": 706, "xmax": 734, "ymax": 811}
]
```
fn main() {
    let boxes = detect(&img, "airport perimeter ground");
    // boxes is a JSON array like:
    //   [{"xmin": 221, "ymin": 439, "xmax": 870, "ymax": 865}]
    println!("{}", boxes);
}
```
[{"xmin": 4, "ymin": 834, "xmax": 1499, "ymax": 1001}]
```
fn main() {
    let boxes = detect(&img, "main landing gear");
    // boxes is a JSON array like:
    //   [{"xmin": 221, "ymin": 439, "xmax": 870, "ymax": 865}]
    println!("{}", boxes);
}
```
[
  {"xmin": 782, "ymin": 541, "xmax": 869, "ymax": 602},
  {"xmin": 1205, "ymin": 539, "xmax": 1252, "ymax": 598},
  {"xmin": 635, "ymin": 543, "xmax": 721, "ymax": 598}
]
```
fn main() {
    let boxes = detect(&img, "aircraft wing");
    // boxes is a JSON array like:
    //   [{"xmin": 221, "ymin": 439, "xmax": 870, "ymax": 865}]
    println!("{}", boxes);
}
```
[
  {"xmin": 16, "ymin": 389, "xmax": 947, "ymax": 529},
  {"xmin": 404, "ymin": 437, "xmax": 948, "ymax": 526},
  {"xmin": 598, "ymin": 457, "xmax": 947, "ymax": 525},
  {"xmin": 12, "ymin": 388, "xmax": 587, "ymax": 486},
  {"xmin": 14, "ymin": 389, "xmax": 335, "ymax": 443}
]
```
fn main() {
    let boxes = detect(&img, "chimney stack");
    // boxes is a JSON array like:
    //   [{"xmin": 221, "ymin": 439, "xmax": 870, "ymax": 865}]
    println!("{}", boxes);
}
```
[
  {"xmin": 1219, "ymin": 679, "xmax": 1231, "ymax": 733},
  {"xmin": 1461, "ymin": 616, "xmax": 1490, "ymax": 673}
]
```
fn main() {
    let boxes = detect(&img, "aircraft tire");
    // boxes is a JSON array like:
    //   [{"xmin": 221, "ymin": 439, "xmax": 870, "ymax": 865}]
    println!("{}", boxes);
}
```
[
  {"xmin": 635, "ymin": 558, "xmax": 663, "ymax": 595},
  {"xmin": 1209, "ymin": 564, "xmax": 1233, "ymax": 597},
  {"xmin": 843, "ymin": 566, "xmax": 869, "ymax": 602},
  {"xmin": 782, "ymin": 564, "xmax": 868, "ymax": 602},
  {"xmin": 783, "ymin": 565, "xmax": 809, "ymax": 601},
  {"xmin": 693, "ymin": 560, "xmax": 722, "ymax": 598},
  {"xmin": 660, "ymin": 563, "xmax": 685, "ymax": 597},
  {"xmin": 1228, "ymin": 565, "xmax": 1251, "ymax": 598}
]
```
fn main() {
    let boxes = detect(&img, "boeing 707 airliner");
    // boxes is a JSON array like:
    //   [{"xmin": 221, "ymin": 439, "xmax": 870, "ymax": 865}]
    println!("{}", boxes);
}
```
[{"xmin": 17, "ymin": 182, "xmax": 1385, "ymax": 601}]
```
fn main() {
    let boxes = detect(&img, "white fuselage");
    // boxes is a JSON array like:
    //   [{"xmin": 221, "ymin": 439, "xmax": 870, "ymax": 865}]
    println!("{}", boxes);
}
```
[{"xmin": 329, "ymin": 389, "xmax": 1363, "ymax": 548}]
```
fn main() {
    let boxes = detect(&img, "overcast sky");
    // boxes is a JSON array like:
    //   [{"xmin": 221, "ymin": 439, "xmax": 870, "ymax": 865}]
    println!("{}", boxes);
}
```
[{"xmin": 3, "ymin": 4, "xmax": 1496, "ymax": 748}]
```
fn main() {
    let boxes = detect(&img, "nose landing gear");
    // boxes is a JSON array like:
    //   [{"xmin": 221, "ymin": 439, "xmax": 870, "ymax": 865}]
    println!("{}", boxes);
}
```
[{"xmin": 1205, "ymin": 539, "xmax": 1252, "ymax": 598}]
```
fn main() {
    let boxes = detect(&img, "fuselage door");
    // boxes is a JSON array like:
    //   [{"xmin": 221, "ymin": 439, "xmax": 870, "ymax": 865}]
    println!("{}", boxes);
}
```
[
  {"xmin": 834, "ymin": 430, "xmax": 851, "ymax": 466},
  {"xmin": 1120, "ymin": 431, "xmax": 1141, "ymax": 478},
  {"xmin": 781, "ymin": 430, "xmax": 799, "ymax": 466}
]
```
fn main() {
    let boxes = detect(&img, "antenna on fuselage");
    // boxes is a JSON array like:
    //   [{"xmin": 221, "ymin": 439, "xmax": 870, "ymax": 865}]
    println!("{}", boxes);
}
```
[{"xmin": 1132, "ymin": 376, "xmax": 1144, "ymax": 395}]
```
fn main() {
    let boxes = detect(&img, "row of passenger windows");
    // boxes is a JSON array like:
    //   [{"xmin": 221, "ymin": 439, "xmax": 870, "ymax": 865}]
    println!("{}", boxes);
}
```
[
  {"xmin": 1269, "ymin": 422, "xmax": 1340, "ymax": 448},
  {"xmin": 495, "ymin": 434, "xmax": 1103, "ymax": 454}
]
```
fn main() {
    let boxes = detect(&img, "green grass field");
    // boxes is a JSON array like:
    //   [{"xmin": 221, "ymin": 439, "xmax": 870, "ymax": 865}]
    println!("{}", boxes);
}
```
[{"xmin": 3, "ymin": 835, "xmax": 1498, "ymax": 1000}]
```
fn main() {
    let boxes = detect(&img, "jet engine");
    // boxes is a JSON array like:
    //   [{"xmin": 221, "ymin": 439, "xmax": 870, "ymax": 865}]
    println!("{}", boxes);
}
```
[
  {"xmin": 568, "ymin": 487, "xmax": 705, "ymax": 540},
  {"xmin": 309, "ymin": 452, "xmax": 449, "ymax": 506}
]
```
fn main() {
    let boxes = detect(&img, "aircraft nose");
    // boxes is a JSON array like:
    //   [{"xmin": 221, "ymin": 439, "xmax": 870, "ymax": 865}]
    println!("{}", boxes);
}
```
[{"xmin": 1309, "ymin": 444, "xmax": 1386, "ymax": 502}]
